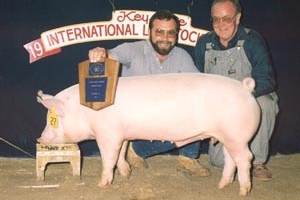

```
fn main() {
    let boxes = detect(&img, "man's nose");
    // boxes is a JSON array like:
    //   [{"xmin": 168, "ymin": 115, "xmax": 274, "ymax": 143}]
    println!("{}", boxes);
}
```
[{"xmin": 160, "ymin": 33, "xmax": 169, "ymax": 40}]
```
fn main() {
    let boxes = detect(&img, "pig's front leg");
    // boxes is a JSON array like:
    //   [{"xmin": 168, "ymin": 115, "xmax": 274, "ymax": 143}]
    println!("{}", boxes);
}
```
[
  {"xmin": 116, "ymin": 141, "xmax": 131, "ymax": 178},
  {"xmin": 95, "ymin": 135, "xmax": 124, "ymax": 187}
]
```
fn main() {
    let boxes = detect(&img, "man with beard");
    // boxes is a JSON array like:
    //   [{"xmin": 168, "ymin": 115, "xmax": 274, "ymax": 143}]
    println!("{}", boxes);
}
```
[{"xmin": 88, "ymin": 9, "xmax": 210, "ymax": 178}]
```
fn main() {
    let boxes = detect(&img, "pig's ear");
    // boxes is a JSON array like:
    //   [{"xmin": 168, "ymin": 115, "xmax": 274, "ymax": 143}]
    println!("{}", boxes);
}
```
[{"xmin": 37, "ymin": 90, "xmax": 65, "ymax": 117}]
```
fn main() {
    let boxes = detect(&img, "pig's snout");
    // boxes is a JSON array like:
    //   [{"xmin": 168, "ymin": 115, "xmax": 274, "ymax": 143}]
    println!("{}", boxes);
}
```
[
  {"xmin": 36, "ymin": 137, "xmax": 54, "ymax": 144},
  {"xmin": 36, "ymin": 137, "xmax": 46, "ymax": 144}
]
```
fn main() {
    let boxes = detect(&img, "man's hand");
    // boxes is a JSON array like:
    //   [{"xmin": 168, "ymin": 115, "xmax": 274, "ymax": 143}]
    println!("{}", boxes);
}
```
[{"xmin": 88, "ymin": 47, "xmax": 106, "ymax": 62}]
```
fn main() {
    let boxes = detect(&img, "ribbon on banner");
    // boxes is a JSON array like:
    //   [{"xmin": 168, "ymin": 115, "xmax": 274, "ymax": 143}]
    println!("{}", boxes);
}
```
[{"xmin": 24, "ymin": 38, "xmax": 61, "ymax": 63}]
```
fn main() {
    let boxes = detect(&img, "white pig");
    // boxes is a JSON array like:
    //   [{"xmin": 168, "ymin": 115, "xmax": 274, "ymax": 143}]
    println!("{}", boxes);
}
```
[{"xmin": 37, "ymin": 73, "xmax": 260, "ymax": 196}]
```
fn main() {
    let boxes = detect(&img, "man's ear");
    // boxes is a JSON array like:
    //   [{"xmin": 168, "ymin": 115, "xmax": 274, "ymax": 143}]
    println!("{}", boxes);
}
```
[{"xmin": 236, "ymin": 13, "xmax": 241, "ymax": 25}]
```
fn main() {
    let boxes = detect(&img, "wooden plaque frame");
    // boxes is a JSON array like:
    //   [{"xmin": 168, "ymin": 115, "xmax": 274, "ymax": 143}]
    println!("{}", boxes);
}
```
[{"xmin": 78, "ymin": 58, "xmax": 119, "ymax": 110}]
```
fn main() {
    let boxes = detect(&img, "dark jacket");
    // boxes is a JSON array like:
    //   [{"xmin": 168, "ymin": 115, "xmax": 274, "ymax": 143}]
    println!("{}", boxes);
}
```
[{"xmin": 194, "ymin": 25, "xmax": 276, "ymax": 97}]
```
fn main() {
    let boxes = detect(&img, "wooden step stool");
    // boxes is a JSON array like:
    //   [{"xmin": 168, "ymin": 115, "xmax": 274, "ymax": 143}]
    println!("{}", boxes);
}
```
[{"xmin": 36, "ymin": 143, "xmax": 81, "ymax": 180}]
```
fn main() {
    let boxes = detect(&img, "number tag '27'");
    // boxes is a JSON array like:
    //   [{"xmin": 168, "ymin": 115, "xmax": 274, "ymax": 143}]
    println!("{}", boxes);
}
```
[{"xmin": 48, "ymin": 108, "xmax": 59, "ymax": 128}]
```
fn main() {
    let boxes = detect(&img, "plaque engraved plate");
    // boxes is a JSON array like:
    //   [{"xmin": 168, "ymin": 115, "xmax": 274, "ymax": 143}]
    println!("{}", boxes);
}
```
[{"xmin": 85, "ymin": 77, "xmax": 107, "ymax": 102}]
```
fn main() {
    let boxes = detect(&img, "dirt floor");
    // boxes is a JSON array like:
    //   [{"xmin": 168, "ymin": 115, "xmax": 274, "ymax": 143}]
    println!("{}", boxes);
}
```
[{"xmin": 0, "ymin": 154, "xmax": 299, "ymax": 200}]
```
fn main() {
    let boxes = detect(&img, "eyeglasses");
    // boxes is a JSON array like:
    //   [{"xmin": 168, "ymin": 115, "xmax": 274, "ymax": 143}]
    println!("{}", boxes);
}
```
[
  {"xmin": 153, "ymin": 29, "xmax": 178, "ymax": 38},
  {"xmin": 211, "ymin": 13, "xmax": 237, "ymax": 24}
]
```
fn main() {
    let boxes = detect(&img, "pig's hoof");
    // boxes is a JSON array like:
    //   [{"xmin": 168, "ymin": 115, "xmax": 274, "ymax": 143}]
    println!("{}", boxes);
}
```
[
  {"xmin": 98, "ymin": 180, "xmax": 112, "ymax": 187},
  {"xmin": 120, "ymin": 169, "xmax": 131, "ymax": 179},
  {"xmin": 239, "ymin": 188, "xmax": 250, "ymax": 197},
  {"xmin": 218, "ymin": 178, "xmax": 233, "ymax": 189},
  {"xmin": 118, "ymin": 161, "xmax": 131, "ymax": 178},
  {"xmin": 239, "ymin": 184, "xmax": 251, "ymax": 196}
]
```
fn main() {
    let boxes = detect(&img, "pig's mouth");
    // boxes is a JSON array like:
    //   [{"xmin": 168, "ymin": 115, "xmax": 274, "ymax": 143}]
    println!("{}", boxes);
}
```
[
  {"xmin": 36, "ymin": 137, "xmax": 48, "ymax": 144},
  {"xmin": 36, "ymin": 136, "xmax": 59, "ymax": 144},
  {"xmin": 36, "ymin": 135, "xmax": 74, "ymax": 145}
]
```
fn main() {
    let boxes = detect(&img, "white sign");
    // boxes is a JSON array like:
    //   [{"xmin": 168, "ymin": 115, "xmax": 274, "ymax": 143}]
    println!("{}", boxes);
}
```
[{"xmin": 24, "ymin": 10, "xmax": 208, "ymax": 63}]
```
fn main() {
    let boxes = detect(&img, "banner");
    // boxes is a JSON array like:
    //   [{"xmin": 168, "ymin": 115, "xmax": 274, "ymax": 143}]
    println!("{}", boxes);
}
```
[{"xmin": 24, "ymin": 10, "xmax": 208, "ymax": 63}]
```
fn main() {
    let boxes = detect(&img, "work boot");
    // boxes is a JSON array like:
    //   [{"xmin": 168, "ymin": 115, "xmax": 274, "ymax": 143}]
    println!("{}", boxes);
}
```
[
  {"xmin": 126, "ymin": 142, "xmax": 148, "ymax": 169},
  {"xmin": 253, "ymin": 164, "xmax": 272, "ymax": 181},
  {"xmin": 177, "ymin": 155, "xmax": 210, "ymax": 178}
]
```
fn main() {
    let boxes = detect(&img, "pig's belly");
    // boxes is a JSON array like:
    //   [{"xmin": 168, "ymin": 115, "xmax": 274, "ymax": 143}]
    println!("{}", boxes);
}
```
[
  {"xmin": 123, "ymin": 126, "xmax": 212, "ymax": 147},
  {"xmin": 120, "ymin": 114, "xmax": 214, "ymax": 142}
]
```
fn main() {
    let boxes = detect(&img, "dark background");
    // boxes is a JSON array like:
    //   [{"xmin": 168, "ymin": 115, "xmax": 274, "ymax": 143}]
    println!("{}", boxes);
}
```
[{"xmin": 0, "ymin": 0, "xmax": 299, "ymax": 157}]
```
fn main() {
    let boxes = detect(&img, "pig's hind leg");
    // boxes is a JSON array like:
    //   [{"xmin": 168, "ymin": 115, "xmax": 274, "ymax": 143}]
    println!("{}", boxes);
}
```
[
  {"xmin": 218, "ymin": 146, "xmax": 236, "ymax": 189},
  {"xmin": 224, "ymin": 143, "xmax": 253, "ymax": 196},
  {"xmin": 116, "ymin": 141, "xmax": 131, "ymax": 178}
]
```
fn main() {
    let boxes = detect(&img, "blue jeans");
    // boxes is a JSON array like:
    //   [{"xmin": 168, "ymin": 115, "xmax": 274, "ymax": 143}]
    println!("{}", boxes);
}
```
[{"xmin": 132, "ymin": 140, "xmax": 201, "ymax": 159}]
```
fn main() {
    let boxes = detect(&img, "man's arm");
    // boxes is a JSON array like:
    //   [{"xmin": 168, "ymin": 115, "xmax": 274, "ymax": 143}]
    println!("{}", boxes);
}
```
[
  {"xmin": 194, "ymin": 37, "xmax": 206, "ymax": 73},
  {"xmin": 246, "ymin": 31, "xmax": 276, "ymax": 97}
]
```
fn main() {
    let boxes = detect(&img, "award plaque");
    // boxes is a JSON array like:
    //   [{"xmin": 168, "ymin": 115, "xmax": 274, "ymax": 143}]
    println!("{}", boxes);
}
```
[{"xmin": 78, "ymin": 57, "xmax": 119, "ymax": 110}]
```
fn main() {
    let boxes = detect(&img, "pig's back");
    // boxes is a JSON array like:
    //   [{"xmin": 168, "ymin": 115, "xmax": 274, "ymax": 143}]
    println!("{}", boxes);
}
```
[{"xmin": 113, "ymin": 73, "xmax": 259, "ymax": 141}]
